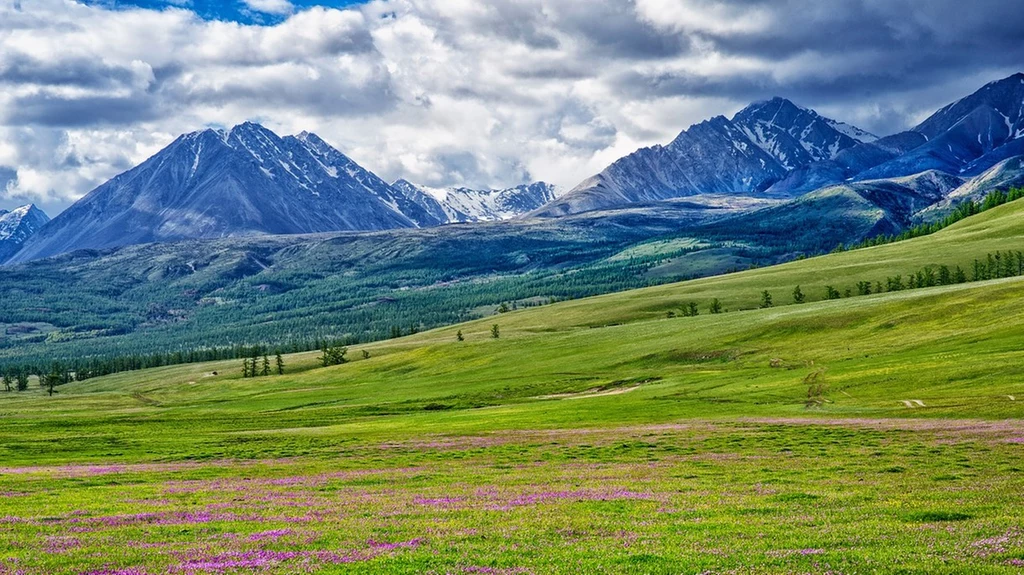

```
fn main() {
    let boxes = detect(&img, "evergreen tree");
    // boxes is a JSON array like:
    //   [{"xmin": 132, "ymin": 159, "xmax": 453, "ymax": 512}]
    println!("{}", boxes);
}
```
[
  {"xmin": 709, "ymin": 299, "xmax": 723, "ymax": 314},
  {"xmin": 953, "ymin": 266, "xmax": 967, "ymax": 284},
  {"xmin": 456, "ymin": 330, "xmax": 464, "ymax": 342},
  {"xmin": 16, "ymin": 370, "xmax": 29, "ymax": 392},
  {"xmin": 320, "ymin": 344, "xmax": 348, "ymax": 367},
  {"xmin": 1, "ymin": 371, "xmax": 11, "ymax": 392},
  {"xmin": 825, "ymin": 286, "xmax": 841, "ymax": 300},
  {"xmin": 261, "ymin": 354, "xmax": 270, "ymax": 377},
  {"xmin": 938, "ymin": 265, "xmax": 952, "ymax": 285},
  {"xmin": 687, "ymin": 302, "xmax": 700, "ymax": 316},
  {"xmin": 362, "ymin": 350, "xmax": 370, "ymax": 360},
  {"xmin": 275, "ymin": 353, "xmax": 285, "ymax": 375},
  {"xmin": 491, "ymin": 324, "xmax": 500, "ymax": 339},
  {"xmin": 43, "ymin": 363, "xmax": 62, "ymax": 396},
  {"xmin": 498, "ymin": 302, "xmax": 510, "ymax": 313},
  {"xmin": 792, "ymin": 285, "xmax": 805, "ymax": 304},
  {"xmin": 759, "ymin": 291, "xmax": 773, "ymax": 309}
]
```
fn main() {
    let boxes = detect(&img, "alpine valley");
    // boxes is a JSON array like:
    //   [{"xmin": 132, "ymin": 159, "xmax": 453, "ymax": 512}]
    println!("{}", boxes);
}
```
[{"xmin": 1, "ymin": 73, "xmax": 1023, "ymax": 366}]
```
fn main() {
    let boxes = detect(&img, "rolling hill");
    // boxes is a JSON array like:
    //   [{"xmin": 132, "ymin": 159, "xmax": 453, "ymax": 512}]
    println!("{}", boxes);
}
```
[{"xmin": 3, "ymin": 194, "xmax": 1024, "ymax": 575}]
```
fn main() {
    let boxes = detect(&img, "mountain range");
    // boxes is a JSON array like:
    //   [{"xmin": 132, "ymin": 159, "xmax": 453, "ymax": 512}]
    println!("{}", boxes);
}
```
[
  {"xmin": 534, "ymin": 73, "xmax": 1024, "ymax": 217},
  {"xmin": 2, "ymin": 72, "xmax": 1024, "ymax": 266},
  {"xmin": 392, "ymin": 180, "xmax": 559, "ymax": 223}
]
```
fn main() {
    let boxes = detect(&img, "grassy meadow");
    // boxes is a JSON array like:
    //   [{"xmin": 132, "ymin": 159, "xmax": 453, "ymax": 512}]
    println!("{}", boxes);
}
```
[{"xmin": 3, "ymin": 201, "xmax": 1024, "ymax": 573}]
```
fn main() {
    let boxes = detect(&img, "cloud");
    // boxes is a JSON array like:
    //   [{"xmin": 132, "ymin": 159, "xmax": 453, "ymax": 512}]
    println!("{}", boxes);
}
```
[
  {"xmin": 243, "ymin": 0, "xmax": 294, "ymax": 16},
  {"xmin": 0, "ymin": 0, "xmax": 1022, "ymax": 215}
]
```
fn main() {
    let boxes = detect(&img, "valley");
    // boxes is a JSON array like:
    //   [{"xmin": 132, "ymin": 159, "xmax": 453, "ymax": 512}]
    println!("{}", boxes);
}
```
[{"xmin": 2, "ymin": 198, "xmax": 1024, "ymax": 573}]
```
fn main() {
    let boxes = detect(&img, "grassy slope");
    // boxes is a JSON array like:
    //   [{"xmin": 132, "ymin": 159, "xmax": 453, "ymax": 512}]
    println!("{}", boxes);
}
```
[
  {"xmin": 3, "ymin": 201, "xmax": 1024, "ymax": 575},
  {"xmin": 2, "ymin": 199, "xmax": 1024, "ymax": 464}
]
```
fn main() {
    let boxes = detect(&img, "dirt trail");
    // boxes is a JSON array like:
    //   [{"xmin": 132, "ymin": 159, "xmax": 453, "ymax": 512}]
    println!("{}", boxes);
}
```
[{"xmin": 539, "ymin": 386, "xmax": 642, "ymax": 400}]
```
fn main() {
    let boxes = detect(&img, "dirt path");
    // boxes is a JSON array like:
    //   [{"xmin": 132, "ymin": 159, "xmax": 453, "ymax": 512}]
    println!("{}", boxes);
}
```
[{"xmin": 539, "ymin": 386, "xmax": 642, "ymax": 400}]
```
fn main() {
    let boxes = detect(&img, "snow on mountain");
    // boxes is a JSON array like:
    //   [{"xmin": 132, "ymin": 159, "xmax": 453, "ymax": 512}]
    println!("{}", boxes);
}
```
[
  {"xmin": 8, "ymin": 123, "xmax": 427, "ymax": 264},
  {"xmin": 0, "ymin": 204, "xmax": 50, "ymax": 264},
  {"xmin": 859, "ymin": 73, "xmax": 1024, "ymax": 180},
  {"xmin": 732, "ymin": 97, "xmax": 875, "ymax": 169},
  {"xmin": 532, "ymin": 99, "xmax": 871, "ymax": 217},
  {"xmin": 393, "ymin": 180, "xmax": 560, "ymax": 223}
]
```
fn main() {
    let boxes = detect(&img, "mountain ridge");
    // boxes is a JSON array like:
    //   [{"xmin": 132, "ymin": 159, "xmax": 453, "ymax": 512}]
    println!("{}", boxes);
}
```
[{"xmin": 7, "ymin": 123, "xmax": 428, "ymax": 264}]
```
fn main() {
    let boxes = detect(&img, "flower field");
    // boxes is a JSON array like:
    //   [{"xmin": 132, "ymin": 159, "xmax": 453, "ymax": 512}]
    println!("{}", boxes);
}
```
[{"xmin": 3, "ymin": 421, "xmax": 1024, "ymax": 574}]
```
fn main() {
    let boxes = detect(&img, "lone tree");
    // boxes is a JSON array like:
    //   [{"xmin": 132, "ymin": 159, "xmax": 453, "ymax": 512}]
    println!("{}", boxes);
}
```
[
  {"xmin": 491, "ymin": 324, "xmax": 500, "ymax": 339},
  {"xmin": 43, "ymin": 363, "xmax": 63, "ymax": 396},
  {"xmin": 708, "ymin": 299, "xmax": 723, "ymax": 314},
  {"xmin": 456, "ymin": 330, "xmax": 464, "ymax": 342},
  {"xmin": 760, "ymin": 291, "xmax": 774, "ymax": 309},
  {"xmin": 362, "ymin": 350, "xmax": 370, "ymax": 360},
  {"xmin": 792, "ymin": 285, "xmax": 805, "ymax": 304},
  {"xmin": 275, "ymin": 353, "xmax": 285, "ymax": 375}
]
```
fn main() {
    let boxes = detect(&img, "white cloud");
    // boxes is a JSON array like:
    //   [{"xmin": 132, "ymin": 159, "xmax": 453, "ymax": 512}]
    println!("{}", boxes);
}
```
[
  {"xmin": 0, "ymin": 0, "xmax": 1021, "ymax": 215},
  {"xmin": 243, "ymin": 0, "xmax": 294, "ymax": 16}
]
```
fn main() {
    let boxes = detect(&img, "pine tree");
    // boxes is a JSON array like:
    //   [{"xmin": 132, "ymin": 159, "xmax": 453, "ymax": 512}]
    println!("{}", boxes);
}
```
[
  {"xmin": 825, "ymin": 286, "xmax": 841, "ymax": 300},
  {"xmin": 709, "ymin": 299, "xmax": 723, "ymax": 314},
  {"xmin": 15, "ymin": 370, "xmax": 28, "ymax": 392},
  {"xmin": 261, "ymin": 354, "xmax": 270, "ymax": 377},
  {"xmin": 456, "ymin": 330, "xmax": 464, "ymax": 342},
  {"xmin": 759, "ymin": 291, "xmax": 773, "ymax": 309},
  {"xmin": 687, "ymin": 302, "xmax": 700, "ymax": 316},
  {"xmin": 792, "ymin": 286, "xmax": 805, "ymax": 304},
  {"xmin": 275, "ymin": 353, "xmax": 285, "ymax": 375},
  {"xmin": 491, "ymin": 324, "xmax": 500, "ymax": 339},
  {"xmin": 362, "ymin": 350, "xmax": 370, "ymax": 360}
]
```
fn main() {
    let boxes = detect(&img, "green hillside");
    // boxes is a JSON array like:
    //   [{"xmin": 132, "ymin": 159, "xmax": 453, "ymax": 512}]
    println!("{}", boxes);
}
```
[{"xmin": 2, "ymin": 199, "xmax": 1024, "ymax": 574}]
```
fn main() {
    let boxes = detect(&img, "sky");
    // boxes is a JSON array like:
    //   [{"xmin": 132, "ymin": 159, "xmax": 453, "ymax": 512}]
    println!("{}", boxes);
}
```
[{"xmin": 1, "ymin": 0, "xmax": 1022, "ymax": 215}]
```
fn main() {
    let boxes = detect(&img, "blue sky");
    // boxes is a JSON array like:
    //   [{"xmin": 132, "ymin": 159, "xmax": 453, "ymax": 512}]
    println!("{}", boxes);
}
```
[{"xmin": 79, "ymin": 0, "xmax": 364, "ymax": 24}]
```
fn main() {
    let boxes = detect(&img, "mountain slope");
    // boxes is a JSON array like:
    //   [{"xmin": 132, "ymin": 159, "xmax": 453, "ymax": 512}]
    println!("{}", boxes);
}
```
[
  {"xmin": 8, "ymin": 123, "xmax": 426, "ymax": 264},
  {"xmin": 856, "ymin": 73, "xmax": 1024, "ymax": 180},
  {"xmin": 394, "ymin": 180, "xmax": 560, "ymax": 222},
  {"xmin": 533, "ymin": 99, "xmax": 874, "ymax": 217},
  {"xmin": 0, "ymin": 204, "xmax": 49, "ymax": 263}
]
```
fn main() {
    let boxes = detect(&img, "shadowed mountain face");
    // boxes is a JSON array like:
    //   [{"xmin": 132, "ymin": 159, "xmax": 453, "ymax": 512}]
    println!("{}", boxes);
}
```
[
  {"xmin": 531, "ymin": 98, "xmax": 877, "ymax": 217},
  {"xmin": 0, "ymin": 204, "xmax": 49, "ymax": 263},
  {"xmin": 858, "ymin": 73, "xmax": 1024, "ymax": 180},
  {"xmin": 8, "ymin": 123, "xmax": 430, "ymax": 264}
]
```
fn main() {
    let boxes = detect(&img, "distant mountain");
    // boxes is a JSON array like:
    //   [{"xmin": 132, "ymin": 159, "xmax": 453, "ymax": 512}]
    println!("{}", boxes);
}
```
[
  {"xmin": 9, "ymin": 123, "xmax": 433, "ymax": 264},
  {"xmin": 918, "ymin": 155, "xmax": 1024, "ymax": 220},
  {"xmin": 0, "ymin": 204, "xmax": 49, "ymax": 263},
  {"xmin": 772, "ymin": 73, "xmax": 1024, "ymax": 195},
  {"xmin": 532, "ymin": 98, "xmax": 876, "ymax": 217},
  {"xmin": 859, "ymin": 73, "xmax": 1024, "ymax": 180},
  {"xmin": 535, "ymin": 73, "xmax": 1024, "ymax": 217},
  {"xmin": 393, "ymin": 180, "xmax": 560, "ymax": 223}
]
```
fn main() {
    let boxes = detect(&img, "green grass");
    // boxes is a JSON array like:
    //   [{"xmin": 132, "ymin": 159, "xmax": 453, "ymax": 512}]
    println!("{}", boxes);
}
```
[{"xmin": 2, "ymin": 200, "xmax": 1024, "ymax": 573}]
